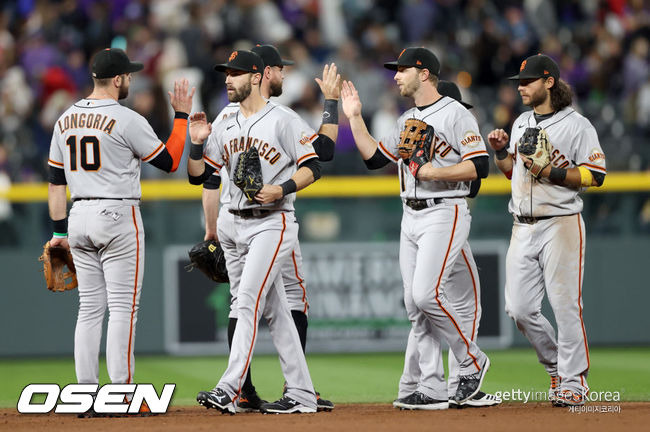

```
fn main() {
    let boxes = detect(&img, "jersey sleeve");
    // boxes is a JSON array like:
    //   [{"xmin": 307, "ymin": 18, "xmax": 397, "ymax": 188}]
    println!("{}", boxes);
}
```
[
  {"xmin": 452, "ymin": 113, "xmax": 488, "ymax": 161},
  {"xmin": 572, "ymin": 125, "xmax": 607, "ymax": 174},
  {"xmin": 48, "ymin": 128, "xmax": 65, "ymax": 169},
  {"xmin": 281, "ymin": 115, "xmax": 318, "ymax": 165},
  {"xmin": 123, "ymin": 113, "xmax": 165, "ymax": 162},
  {"xmin": 203, "ymin": 126, "xmax": 225, "ymax": 171},
  {"xmin": 377, "ymin": 121, "xmax": 401, "ymax": 164}
]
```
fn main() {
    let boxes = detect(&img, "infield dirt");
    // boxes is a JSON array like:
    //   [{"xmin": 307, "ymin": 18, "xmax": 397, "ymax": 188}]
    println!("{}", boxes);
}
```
[{"xmin": 3, "ymin": 402, "xmax": 649, "ymax": 432}]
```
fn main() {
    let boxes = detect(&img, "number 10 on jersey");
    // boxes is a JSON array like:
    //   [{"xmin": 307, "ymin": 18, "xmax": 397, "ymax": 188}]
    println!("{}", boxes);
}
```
[{"xmin": 66, "ymin": 135, "xmax": 101, "ymax": 171}]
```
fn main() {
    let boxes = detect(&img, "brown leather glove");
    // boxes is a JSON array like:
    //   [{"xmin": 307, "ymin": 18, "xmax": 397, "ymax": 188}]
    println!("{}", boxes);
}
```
[{"xmin": 39, "ymin": 241, "xmax": 78, "ymax": 292}]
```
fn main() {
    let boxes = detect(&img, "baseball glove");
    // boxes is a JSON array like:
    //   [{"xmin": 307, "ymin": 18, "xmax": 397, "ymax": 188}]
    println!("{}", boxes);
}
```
[
  {"xmin": 186, "ymin": 240, "xmax": 229, "ymax": 283},
  {"xmin": 518, "ymin": 127, "xmax": 551, "ymax": 178},
  {"xmin": 399, "ymin": 118, "xmax": 431, "ymax": 160},
  {"xmin": 407, "ymin": 123, "xmax": 435, "ymax": 178},
  {"xmin": 39, "ymin": 241, "xmax": 78, "ymax": 292},
  {"xmin": 233, "ymin": 145, "xmax": 264, "ymax": 202}
]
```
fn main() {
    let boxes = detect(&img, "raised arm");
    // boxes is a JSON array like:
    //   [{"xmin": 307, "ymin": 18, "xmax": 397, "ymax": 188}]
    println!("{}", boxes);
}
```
[
  {"xmin": 340, "ymin": 80, "xmax": 379, "ymax": 159},
  {"xmin": 187, "ymin": 112, "xmax": 212, "ymax": 177},
  {"xmin": 314, "ymin": 62, "xmax": 341, "ymax": 149}
]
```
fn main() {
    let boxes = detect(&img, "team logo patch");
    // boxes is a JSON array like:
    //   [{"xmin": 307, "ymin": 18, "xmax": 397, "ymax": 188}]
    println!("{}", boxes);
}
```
[
  {"xmin": 520, "ymin": 60, "xmax": 527, "ymax": 71},
  {"xmin": 299, "ymin": 133, "xmax": 312, "ymax": 145},
  {"xmin": 588, "ymin": 148, "xmax": 606, "ymax": 165},
  {"xmin": 229, "ymin": 51, "xmax": 238, "ymax": 61},
  {"xmin": 460, "ymin": 131, "xmax": 482, "ymax": 148}
]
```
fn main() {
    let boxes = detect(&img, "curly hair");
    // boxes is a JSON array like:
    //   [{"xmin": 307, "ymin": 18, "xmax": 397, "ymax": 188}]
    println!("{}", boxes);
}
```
[{"xmin": 550, "ymin": 78, "xmax": 573, "ymax": 111}]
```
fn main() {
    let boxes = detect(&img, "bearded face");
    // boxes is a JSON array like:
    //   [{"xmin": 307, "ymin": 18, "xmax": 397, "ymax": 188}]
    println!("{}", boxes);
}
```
[
  {"xmin": 395, "ymin": 67, "xmax": 421, "ymax": 98},
  {"xmin": 518, "ymin": 78, "xmax": 550, "ymax": 108},
  {"xmin": 227, "ymin": 77, "xmax": 253, "ymax": 103},
  {"xmin": 269, "ymin": 78, "xmax": 283, "ymax": 97},
  {"xmin": 118, "ymin": 74, "xmax": 131, "ymax": 100}
]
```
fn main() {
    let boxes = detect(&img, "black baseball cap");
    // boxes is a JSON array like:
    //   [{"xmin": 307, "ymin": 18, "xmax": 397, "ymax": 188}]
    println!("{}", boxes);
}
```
[
  {"xmin": 91, "ymin": 48, "xmax": 143, "ymax": 79},
  {"xmin": 214, "ymin": 50, "xmax": 264, "ymax": 74},
  {"xmin": 251, "ymin": 44, "xmax": 294, "ymax": 68},
  {"xmin": 508, "ymin": 54, "xmax": 560, "ymax": 81},
  {"xmin": 438, "ymin": 80, "xmax": 473, "ymax": 109},
  {"xmin": 384, "ymin": 47, "xmax": 441, "ymax": 76}
]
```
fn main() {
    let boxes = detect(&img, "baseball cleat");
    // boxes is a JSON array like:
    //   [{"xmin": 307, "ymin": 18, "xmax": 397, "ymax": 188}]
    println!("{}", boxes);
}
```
[
  {"xmin": 236, "ymin": 391, "xmax": 267, "ymax": 413},
  {"xmin": 454, "ymin": 356, "xmax": 490, "ymax": 404},
  {"xmin": 316, "ymin": 392, "xmax": 334, "ymax": 412},
  {"xmin": 553, "ymin": 389, "xmax": 586, "ymax": 407},
  {"xmin": 449, "ymin": 391, "xmax": 502, "ymax": 408},
  {"xmin": 197, "ymin": 388, "xmax": 236, "ymax": 414},
  {"xmin": 548, "ymin": 375, "xmax": 561, "ymax": 404},
  {"xmin": 259, "ymin": 396, "xmax": 317, "ymax": 414},
  {"xmin": 393, "ymin": 391, "xmax": 449, "ymax": 410}
]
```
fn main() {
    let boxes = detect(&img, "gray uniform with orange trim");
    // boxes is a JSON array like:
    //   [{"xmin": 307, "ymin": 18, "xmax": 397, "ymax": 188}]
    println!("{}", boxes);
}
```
[
  {"xmin": 503, "ymin": 106, "xmax": 606, "ymax": 396},
  {"xmin": 48, "ymin": 98, "xmax": 169, "ymax": 385},
  {"xmin": 378, "ymin": 97, "xmax": 490, "ymax": 400},
  {"xmin": 202, "ymin": 100, "xmax": 318, "ymax": 409},
  {"xmin": 212, "ymin": 103, "xmax": 309, "ymax": 319}
]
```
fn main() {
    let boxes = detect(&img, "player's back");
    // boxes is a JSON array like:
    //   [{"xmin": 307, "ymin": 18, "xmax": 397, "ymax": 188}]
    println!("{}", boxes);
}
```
[{"xmin": 51, "ymin": 99, "xmax": 162, "ymax": 200}]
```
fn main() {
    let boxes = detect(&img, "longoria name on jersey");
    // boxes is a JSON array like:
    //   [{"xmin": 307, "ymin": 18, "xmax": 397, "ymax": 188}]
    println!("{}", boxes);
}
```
[{"xmin": 57, "ymin": 113, "xmax": 116, "ymax": 135}]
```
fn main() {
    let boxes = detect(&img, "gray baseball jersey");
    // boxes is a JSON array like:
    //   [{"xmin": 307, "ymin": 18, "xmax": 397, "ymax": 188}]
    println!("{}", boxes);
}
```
[
  {"xmin": 507, "ymin": 107, "xmax": 607, "ymax": 217},
  {"xmin": 200, "ymin": 99, "xmax": 319, "ymax": 409},
  {"xmin": 48, "ymin": 99, "xmax": 165, "ymax": 199},
  {"xmin": 503, "ymin": 106, "xmax": 605, "ymax": 400},
  {"xmin": 377, "ymin": 97, "xmax": 488, "ymax": 198},
  {"xmin": 211, "ymin": 103, "xmax": 310, "ymax": 316},
  {"xmin": 203, "ymin": 101, "xmax": 318, "ymax": 211},
  {"xmin": 212, "ymin": 102, "xmax": 239, "ymax": 206},
  {"xmin": 48, "ymin": 97, "xmax": 176, "ymax": 388}
]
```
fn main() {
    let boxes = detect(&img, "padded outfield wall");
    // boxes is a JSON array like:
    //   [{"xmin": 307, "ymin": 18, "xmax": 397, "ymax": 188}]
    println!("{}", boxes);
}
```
[{"xmin": 0, "ymin": 175, "xmax": 649, "ymax": 356}]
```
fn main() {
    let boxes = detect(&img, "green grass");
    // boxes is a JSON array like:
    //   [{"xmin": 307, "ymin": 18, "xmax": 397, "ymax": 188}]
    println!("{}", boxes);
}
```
[{"xmin": 1, "ymin": 347, "xmax": 648, "ymax": 408}]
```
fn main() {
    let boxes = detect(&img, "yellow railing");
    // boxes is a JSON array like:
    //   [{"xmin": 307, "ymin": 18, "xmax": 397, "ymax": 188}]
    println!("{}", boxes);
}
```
[{"xmin": 1, "ymin": 172, "xmax": 649, "ymax": 202}]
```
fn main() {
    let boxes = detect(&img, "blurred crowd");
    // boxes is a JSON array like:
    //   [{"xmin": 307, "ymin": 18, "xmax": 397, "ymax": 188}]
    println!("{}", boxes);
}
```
[{"xmin": 1, "ymin": 0, "xmax": 650, "ymax": 185}]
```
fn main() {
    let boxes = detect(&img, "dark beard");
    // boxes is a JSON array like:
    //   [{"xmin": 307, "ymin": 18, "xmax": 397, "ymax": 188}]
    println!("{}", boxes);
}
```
[
  {"xmin": 228, "ymin": 80, "xmax": 252, "ymax": 103},
  {"xmin": 118, "ymin": 82, "xmax": 129, "ymax": 100},
  {"xmin": 526, "ymin": 86, "xmax": 548, "ymax": 108},
  {"xmin": 269, "ymin": 80, "xmax": 283, "ymax": 97}
]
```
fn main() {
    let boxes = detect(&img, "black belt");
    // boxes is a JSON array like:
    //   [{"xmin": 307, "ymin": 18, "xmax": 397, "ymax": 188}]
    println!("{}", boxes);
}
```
[
  {"xmin": 405, "ymin": 197, "xmax": 462, "ymax": 211},
  {"xmin": 72, "ymin": 197, "xmax": 140, "ymax": 202},
  {"xmin": 229, "ymin": 208, "xmax": 272, "ymax": 218},
  {"xmin": 514, "ymin": 215, "xmax": 555, "ymax": 224}
]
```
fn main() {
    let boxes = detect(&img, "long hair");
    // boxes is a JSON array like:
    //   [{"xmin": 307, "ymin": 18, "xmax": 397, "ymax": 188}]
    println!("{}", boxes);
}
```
[{"xmin": 549, "ymin": 78, "xmax": 573, "ymax": 111}]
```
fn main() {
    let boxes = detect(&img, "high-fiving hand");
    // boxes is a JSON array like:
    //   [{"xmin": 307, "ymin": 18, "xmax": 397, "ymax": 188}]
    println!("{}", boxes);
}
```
[
  {"xmin": 189, "ymin": 112, "xmax": 212, "ymax": 144},
  {"xmin": 315, "ymin": 63, "xmax": 341, "ymax": 100},
  {"xmin": 341, "ymin": 81, "xmax": 362, "ymax": 118}
]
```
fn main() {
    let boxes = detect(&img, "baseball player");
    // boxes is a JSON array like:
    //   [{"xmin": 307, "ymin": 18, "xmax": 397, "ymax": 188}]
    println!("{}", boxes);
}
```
[
  {"xmin": 396, "ymin": 80, "xmax": 501, "ymax": 409},
  {"xmin": 488, "ymin": 54, "xmax": 606, "ymax": 407},
  {"xmin": 188, "ymin": 50, "xmax": 322, "ymax": 414},
  {"xmin": 46, "ymin": 48, "xmax": 194, "ymax": 416},
  {"xmin": 341, "ymin": 47, "xmax": 491, "ymax": 408},
  {"xmin": 200, "ymin": 44, "xmax": 338, "ymax": 412}
]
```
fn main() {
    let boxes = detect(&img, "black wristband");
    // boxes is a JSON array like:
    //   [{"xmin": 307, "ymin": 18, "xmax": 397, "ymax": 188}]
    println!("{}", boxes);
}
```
[
  {"xmin": 322, "ymin": 99, "xmax": 338, "ymax": 125},
  {"xmin": 174, "ymin": 111, "xmax": 189, "ymax": 120},
  {"xmin": 549, "ymin": 166, "xmax": 567, "ymax": 185},
  {"xmin": 495, "ymin": 148, "xmax": 509, "ymax": 160},
  {"xmin": 52, "ymin": 217, "xmax": 68, "ymax": 236},
  {"xmin": 280, "ymin": 179, "xmax": 297, "ymax": 197},
  {"xmin": 189, "ymin": 143, "xmax": 204, "ymax": 160}
]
